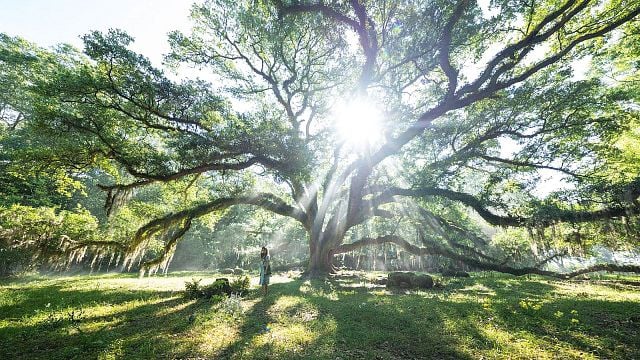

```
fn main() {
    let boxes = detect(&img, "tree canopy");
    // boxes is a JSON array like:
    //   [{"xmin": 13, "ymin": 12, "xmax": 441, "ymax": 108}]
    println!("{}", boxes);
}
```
[{"xmin": 1, "ymin": 0, "xmax": 640, "ymax": 277}]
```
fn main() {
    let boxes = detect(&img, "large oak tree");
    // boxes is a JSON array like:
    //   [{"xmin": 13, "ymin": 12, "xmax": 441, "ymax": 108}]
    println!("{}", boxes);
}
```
[{"xmin": 2, "ymin": 0, "xmax": 640, "ymax": 276}]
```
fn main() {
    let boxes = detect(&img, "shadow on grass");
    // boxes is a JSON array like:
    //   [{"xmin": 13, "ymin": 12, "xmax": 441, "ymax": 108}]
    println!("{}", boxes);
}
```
[
  {"xmin": 470, "ymin": 275, "xmax": 640, "ymax": 358},
  {"xmin": 212, "ymin": 277, "xmax": 483, "ymax": 359},
  {"xmin": 2, "ymin": 273, "xmax": 638, "ymax": 359},
  {"xmin": 212, "ymin": 281, "xmax": 302, "ymax": 359},
  {"xmin": 487, "ymin": 296, "xmax": 640, "ymax": 359},
  {"xmin": 210, "ymin": 273, "xmax": 640, "ymax": 359},
  {"xmin": 0, "ymin": 280, "xmax": 207, "ymax": 359}
]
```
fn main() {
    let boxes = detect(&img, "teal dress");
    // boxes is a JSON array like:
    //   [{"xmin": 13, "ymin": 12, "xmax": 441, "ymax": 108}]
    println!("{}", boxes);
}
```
[{"xmin": 259, "ymin": 255, "xmax": 270, "ymax": 285}]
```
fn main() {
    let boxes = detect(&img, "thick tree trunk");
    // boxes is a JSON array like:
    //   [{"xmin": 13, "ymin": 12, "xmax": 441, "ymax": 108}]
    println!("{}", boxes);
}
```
[
  {"xmin": 307, "ymin": 232, "xmax": 338, "ymax": 277},
  {"xmin": 307, "ymin": 248, "xmax": 333, "ymax": 276}
]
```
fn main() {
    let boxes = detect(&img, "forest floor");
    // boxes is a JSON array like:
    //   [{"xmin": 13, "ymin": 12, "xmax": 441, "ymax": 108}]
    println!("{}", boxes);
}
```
[{"xmin": 1, "ymin": 271, "xmax": 639, "ymax": 359}]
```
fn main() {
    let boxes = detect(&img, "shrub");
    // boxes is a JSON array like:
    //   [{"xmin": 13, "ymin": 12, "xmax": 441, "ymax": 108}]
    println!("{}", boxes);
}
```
[
  {"xmin": 184, "ymin": 278, "xmax": 202, "ymax": 299},
  {"xmin": 201, "ymin": 278, "xmax": 231, "ymax": 298},
  {"xmin": 230, "ymin": 276, "xmax": 250, "ymax": 295},
  {"xmin": 184, "ymin": 277, "xmax": 248, "ymax": 300}
]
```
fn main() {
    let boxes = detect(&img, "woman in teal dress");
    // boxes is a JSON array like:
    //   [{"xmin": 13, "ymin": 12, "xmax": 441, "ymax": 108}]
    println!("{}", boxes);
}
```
[{"xmin": 259, "ymin": 247, "xmax": 270, "ymax": 295}]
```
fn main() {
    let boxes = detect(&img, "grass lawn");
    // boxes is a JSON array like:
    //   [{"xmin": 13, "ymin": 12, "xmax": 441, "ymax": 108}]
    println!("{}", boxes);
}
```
[{"xmin": 1, "ymin": 271, "xmax": 639, "ymax": 359}]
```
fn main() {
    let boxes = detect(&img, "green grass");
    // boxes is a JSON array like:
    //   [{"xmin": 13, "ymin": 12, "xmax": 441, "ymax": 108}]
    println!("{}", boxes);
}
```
[{"xmin": 1, "ymin": 271, "xmax": 639, "ymax": 359}]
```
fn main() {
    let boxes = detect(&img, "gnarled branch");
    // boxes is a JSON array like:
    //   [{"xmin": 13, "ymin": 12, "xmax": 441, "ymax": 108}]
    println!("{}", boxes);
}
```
[
  {"xmin": 379, "ymin": 186, "xmax": 640, "ymax": 227},
  {"xmin": 332, "ymin": 234, "xmax": 640, "ymax": 279}
]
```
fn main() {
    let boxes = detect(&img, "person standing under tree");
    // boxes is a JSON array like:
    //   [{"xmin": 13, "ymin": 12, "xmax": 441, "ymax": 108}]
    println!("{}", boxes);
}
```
[{"xmin": 259, "ymin": 246, "xmax": 271, "ymax": 295}]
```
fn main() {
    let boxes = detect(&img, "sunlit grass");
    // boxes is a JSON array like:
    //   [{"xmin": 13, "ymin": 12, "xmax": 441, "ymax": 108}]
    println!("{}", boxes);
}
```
[{"xmin": 1, "ymin": 271, "xmax": 639, "ymax": 359}]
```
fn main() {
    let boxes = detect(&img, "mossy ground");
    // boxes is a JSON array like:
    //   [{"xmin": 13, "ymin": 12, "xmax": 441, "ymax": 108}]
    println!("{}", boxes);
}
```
[{"xmin": 1, "ymin": 271, "xmax": 639, "ymax": 359}]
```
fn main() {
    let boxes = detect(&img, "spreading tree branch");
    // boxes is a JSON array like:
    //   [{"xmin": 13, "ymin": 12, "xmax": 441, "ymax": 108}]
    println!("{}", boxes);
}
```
[
  {"xmin": 333, "ymin": 234, "xmax": 640, "ymax": 279},
  {"xmin": 276, "ymin": 0, "xmax": 378, "ymax": 89},
  {"xmin": 137, "ymin": 194, "xmax": 304, "ymax": 245},
  {"xmin": 438, "ymin": 0, "xmax": 467, "ymax": 99},
  {"xmin": 379, "ymin": 186, "xmax": 640, "ymax": 227}
]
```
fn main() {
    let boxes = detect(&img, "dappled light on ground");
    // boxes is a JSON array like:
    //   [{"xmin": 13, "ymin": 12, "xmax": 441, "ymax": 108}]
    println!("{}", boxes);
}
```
[
  {"xmin": 1, "ymin": 271, "xmax": 639, "ymax": 359},
  {"xmin": 459, "ymin": 283, "xmax": 496, "ymax": 296}
]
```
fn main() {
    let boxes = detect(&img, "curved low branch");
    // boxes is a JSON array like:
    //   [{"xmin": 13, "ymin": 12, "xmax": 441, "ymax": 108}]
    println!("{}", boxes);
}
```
[
  {"xmin": 138, "ymin": 218, "xmax": 192, "ymax": 276},
  {"xmin": 134, "ymin": 193, "xmax": 307, "ymax": 243},
  {"xmin": 120, "ymin": 154, "xmax": 287, "ymax": 183},
  {"xmin": 380, "ymin": 187, "xmax": 524, "ymax": 226},
  {"xmin": 97, "ymin": 154, "xmax": 289, "ymax": 216},
  {"xmin": 535, "ymin": 250, "xmax": 568, "ymax": 268},
  {"xmin": 415, "ymin": 206, "xmax": 488, "ymax": 247},
  {"xmin": 332, "ymin": 234, "xmax": 640, "ymax": 279},
  {"xmin": 334, "ymin": 235, "xmax": 425, "ymax": 255},
  {"xmin": 120, "ymin": 193, "xmax": 308, "ymax": 275}
]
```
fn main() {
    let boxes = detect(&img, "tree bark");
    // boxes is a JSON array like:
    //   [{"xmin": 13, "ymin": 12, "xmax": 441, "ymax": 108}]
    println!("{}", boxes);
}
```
[{"xmin": 307, "ymin": 232, "xmax": 336, "ymax": 276}]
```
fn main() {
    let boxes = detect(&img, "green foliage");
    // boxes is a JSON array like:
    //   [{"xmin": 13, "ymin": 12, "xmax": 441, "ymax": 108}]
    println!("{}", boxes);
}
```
[
  {"xmin": 230, "ymin": 275, "xmax": 250, "ymax": 295},
  {"xmin": 597, "ymin": 119, "xmax": 640, "ymax": 184},
  {"xmin": 0, "ymin": 204, "xmax": 126, "ymax": 275},
  {"xmin": 201, "ymin": 279, "xmax": 231, "ymax": 298},
  {"xmin": 184, "ymin": 277, "xmax": 241, "ymax": 299},
  {"xmin": 0, "ymin": 169, "xmax": 82, "ymax": 208},
  {"xmin": 184, "ymin": 278, "xmax": 202, "ymax": 299},
  {"xmin": 2, "ymin": 0, "xmax": 640, "ymax": 275},
  {"xmin": 0, "ymin": 245, "xmax": 32, "ymax": 277},
  {"xmin": 0, "ymin": 204, "xmax": 98, "ymax": 245},
  {"xmin": 491, "ymin": 228, "xmax": 537, "ymax": 265}
]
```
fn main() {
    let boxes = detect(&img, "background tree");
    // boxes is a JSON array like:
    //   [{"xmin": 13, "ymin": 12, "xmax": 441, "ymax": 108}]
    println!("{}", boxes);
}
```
[{"xmin": 1, "ymin": 0, "xmax": 640, "ymax": 277}]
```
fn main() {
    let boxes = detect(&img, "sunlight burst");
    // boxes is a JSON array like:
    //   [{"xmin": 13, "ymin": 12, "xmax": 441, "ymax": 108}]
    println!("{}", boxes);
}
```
[{"xmin": 332, "ymin": 98, "xmax": 384, "ymax": 150}]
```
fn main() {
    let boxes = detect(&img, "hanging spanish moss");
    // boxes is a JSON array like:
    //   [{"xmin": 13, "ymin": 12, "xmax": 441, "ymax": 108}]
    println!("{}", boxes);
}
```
[
  {"xmin": 104, "ymin": 186, "xmax": 134, "ymax": 218},
  {"xmin": 98, "ymin": 181, "xmax": 154, "ymax": 218}
]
